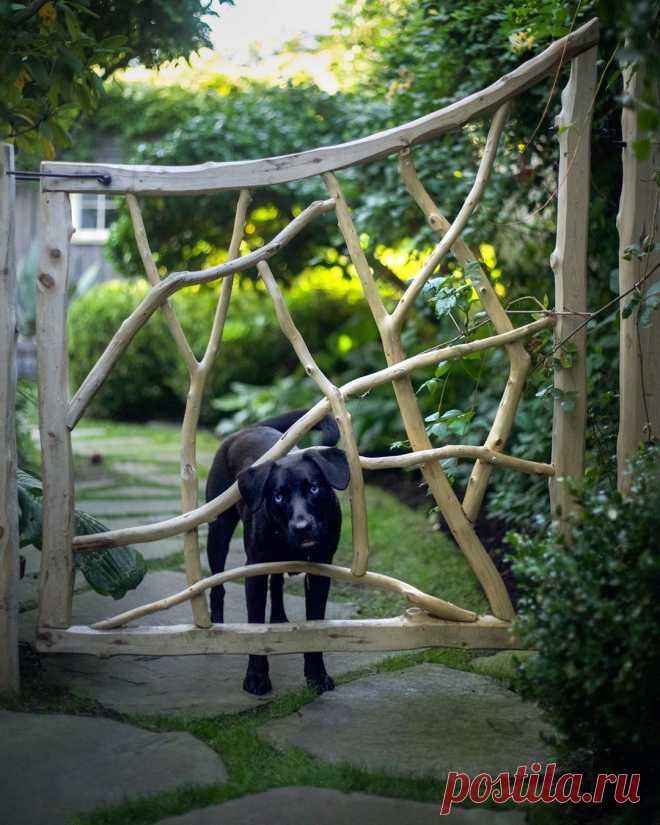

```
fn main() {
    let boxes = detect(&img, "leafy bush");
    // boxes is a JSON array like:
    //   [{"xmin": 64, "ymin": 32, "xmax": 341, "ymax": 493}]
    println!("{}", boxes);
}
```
[
  {"xmin": 68, "ymin": 271, "xmax": 374, "ymax": 424},
  {"xmin": 15, "ymin": 380, "xmax": 38, "ymax": 471},
  {"xmin": 68, "ymin": 279, "xmax": 181, "ymax": 421},
  {"xmin": 509, "ymin": 446, "xmax": 660, "ymax": 779}
]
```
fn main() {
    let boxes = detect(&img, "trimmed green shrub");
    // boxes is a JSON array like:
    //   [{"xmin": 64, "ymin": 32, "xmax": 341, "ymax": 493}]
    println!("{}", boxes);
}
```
[
  {"xmin": 509, "ymin": 446, "xmax": 660, "ymax": 781},
  {"xmin": 68, "ymin": 279, "xmax": 181, "ymax": 421},
  {"xmin": 67, "ymin": 271, "xmax": 373, "ymax": 424}
]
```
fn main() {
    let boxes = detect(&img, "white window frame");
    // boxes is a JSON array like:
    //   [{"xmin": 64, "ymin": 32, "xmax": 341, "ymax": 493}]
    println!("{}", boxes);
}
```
[{"xmin": 70, "ymin": 192, "xmax": 117, "ymax": 244}]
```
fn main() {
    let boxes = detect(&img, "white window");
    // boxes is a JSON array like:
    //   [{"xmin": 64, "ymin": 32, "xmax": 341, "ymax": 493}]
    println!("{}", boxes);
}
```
[{"xmin": 71, "ymin": 193, "xmax": 118, "ymax": 244}]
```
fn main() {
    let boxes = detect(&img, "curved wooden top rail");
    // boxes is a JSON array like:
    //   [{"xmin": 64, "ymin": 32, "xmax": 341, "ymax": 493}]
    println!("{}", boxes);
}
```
[{"xmin": 41, "ymin": 19, "xmax": 598, "ymax": 195}]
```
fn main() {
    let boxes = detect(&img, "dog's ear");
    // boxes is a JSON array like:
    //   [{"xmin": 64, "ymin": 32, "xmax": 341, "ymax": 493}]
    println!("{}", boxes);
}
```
[
  {"xmin": 237, "ymin": 461, "xmax": 274, "ymax": 512},
  {"xmin": 305, "ymin": 447, "xmax": 350, "ymax": 490}
]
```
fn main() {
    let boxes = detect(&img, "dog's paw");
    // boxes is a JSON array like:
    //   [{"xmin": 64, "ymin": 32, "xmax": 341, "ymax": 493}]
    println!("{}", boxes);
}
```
[
  {"xmin": 306, "ymin": 672, "xmax": 335, "ymax": 694},
  {"xmin": 243, "ymin": 671, "xmax": 273, "ymax": 695}
]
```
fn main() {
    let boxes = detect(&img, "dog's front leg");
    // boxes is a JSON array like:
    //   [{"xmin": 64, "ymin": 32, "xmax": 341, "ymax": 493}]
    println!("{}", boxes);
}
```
[
  {"xmin": 303, "ymin": 573, "xmax": 335, "ymax": 693},
  {"xmin": 269, "ymin": 574, "xmax": 289, "ymax": 623},
  {"xmin": 243, "ymin": 574, "xmax": 272, "ymax": 695}
]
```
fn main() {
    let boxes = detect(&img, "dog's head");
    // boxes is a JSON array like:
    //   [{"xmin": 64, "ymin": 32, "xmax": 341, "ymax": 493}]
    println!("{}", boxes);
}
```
[{"xmin": 237, "ymin": 447, "xmax": 349, "ymax": 549}]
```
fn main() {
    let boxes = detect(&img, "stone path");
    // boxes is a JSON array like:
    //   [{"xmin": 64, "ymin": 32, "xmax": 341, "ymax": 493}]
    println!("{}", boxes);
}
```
[
  {"xmin": 260, "ymin": 663, "xmax": 555, "ymax": 777},
  {"xmin": 20, "ymin": 429, "xmax": 400, "ymax": 715},
  {"xmin": 0, "ymin": 710, "xmax": 227, "ymax": 825},
  {"xmin": 19, "ymin": 569, "xmax": 398, "ymax": 716},
  {"xmin": 153, "ymin": 787, "xmax": 526, "ymax": 825},
  {"xmin": 14, "ymin": 423, "xmax": 547, "ymax": 825}
]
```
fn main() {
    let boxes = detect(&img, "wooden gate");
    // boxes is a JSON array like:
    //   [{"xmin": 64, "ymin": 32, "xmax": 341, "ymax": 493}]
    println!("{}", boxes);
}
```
[{"xmin": 26, "ymin": 19, "xmax": 598, "ymax": 658}]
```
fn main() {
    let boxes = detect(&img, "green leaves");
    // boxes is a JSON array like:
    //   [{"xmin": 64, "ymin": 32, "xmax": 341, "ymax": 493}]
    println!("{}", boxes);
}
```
[
  {"xmin": 425, "ymin": 407, "xmax": 476, "ymax": 439},
  {"xmin": 639, "ymin": 282, "xmax": 660, "ymax": 327},
  {"xmin": 510, "ymin": 445, "xmax": 660, "ymax": 771},
  {"xmin": 423, "ymin": 276, "xmax": 476, "ymax": 323},
  {"xmin": 16, "ymin": 467, "xmax": 146, "ymax": 600},
  {"xmin": 535, "ymin": 384, "xmax": 577, "ymax": 413},
  {"xmin": 622, "ymin": 281, "xmax": 660, "ymax": 328},
  {"xmin": 17, "ymin": 469, "xmax": 44, "ymax": 549},
  {"xmin": 1, "ymin": 0, "xmax": 230, "ymax": 159},
  {"xmin": 74, "ymin": 511, "xmax": 147, "ymax": 599},
  {"xmin": 554, "ymin": 340, "xmax": 577, "ymax": 370}
]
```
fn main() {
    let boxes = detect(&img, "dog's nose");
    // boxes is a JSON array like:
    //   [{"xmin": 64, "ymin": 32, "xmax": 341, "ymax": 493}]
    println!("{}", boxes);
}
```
[{"xmin": 292, "ymin": 517, "xmax": 312, "ymax": 534}]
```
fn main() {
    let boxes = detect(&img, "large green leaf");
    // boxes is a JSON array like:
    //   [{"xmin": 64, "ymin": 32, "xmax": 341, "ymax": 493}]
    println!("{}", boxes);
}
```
[
  {"xmin": 73, "ymin": 511, "xmax": 147, "ymax": 600},
  {"xmin": 16, "ymin": 468, "xmax": 146, "ymax": 600},
  {"xmin": 17, "ymin": 475, "xmax": 43, "ymax": 549}
]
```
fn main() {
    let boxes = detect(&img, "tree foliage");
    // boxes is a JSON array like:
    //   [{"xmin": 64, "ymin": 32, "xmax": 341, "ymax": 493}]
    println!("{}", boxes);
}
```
[
  {"xmin": 101, "ymin": 79, "xmax": 395, "ymax": 283},
  {"xmin": 0, "ymin": 0, "xmax": 233, "ymax": 159}
]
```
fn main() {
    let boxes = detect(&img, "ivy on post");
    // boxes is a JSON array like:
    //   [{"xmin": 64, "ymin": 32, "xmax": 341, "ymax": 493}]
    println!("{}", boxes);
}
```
[{"xmin": 549, "ymin": 43, "xmax": 598, "ymax": 537}]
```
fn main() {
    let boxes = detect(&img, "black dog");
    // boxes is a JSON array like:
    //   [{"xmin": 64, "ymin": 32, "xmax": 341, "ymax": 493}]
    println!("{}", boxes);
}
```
[{"xmin": 205, "ymin": 409, "xmax": 349, "ymax": 696}]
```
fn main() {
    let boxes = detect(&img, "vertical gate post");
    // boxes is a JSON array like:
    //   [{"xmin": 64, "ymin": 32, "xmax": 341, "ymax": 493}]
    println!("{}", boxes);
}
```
[
  {"xmin": 549, "ymin": 45, "xmax": 598, "ymax": 535},
  {"xmin": 0, "ymin": 144, "xmax": 20, "ymax": 693},
  {"xmin": 616, "ymin": 63, "xmax": 660, "ymax": 490},
  {"xmin": 36, "ymin": 189, "xmax": 75, "ymax": 629}
]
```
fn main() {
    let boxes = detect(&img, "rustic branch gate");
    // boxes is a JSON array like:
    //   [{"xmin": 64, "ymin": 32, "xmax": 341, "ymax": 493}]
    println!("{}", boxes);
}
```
[{"xmin": 28, "ymin": 20, "xmax": 598, "ymax": 658}]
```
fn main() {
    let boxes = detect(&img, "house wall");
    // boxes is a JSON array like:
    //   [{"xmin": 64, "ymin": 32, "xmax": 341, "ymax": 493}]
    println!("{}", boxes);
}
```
[
  {"xmin": 14, "ymin": 137, "xmax": 124, "ymax": 379},
  {"xmin": 15, "ymin": 183, "xmax": 121, "ymax": 286}
]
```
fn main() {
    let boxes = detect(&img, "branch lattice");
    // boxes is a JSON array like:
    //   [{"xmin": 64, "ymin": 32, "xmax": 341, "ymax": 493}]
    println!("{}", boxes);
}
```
[
  {"xmin": 32, "ymin": 19, "xmax": 599, "ymax": 650},
  {"xmin": 66, "ymin": 104, "xmax": 560, "ymax": 631}
]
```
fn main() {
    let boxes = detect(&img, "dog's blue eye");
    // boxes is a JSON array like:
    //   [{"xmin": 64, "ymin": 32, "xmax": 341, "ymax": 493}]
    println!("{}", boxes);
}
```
[
  {"xmin": 310, "ymin": 484, "xmax": 320, "ymax": 495},
  {"xmin": 274, "ymin": 493, "xmax": 284, "ymax": 504}
]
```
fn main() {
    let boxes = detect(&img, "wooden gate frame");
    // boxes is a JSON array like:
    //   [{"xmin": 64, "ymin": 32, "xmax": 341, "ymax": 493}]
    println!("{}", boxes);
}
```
[{"xmin": 30, "ymin": 19, "xmax": 598, "ymax": 658}]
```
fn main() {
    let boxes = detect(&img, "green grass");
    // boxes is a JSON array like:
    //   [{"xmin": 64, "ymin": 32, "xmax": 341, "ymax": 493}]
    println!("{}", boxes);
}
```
[
  {"xmin": 3, "ymin": 643, "xmax": 505, "ymax": 825},
  {"xmin": 63, "ymin": 648, "xmax": 501, "ymax": 825}
]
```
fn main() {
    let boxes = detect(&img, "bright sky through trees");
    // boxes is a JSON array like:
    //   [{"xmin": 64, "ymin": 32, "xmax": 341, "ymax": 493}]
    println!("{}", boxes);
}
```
[
  {"xmin": 207, "ymin": 0, "xmax": 341, "ymax": 59},
  {"xmin": 205, "ymin": 0, "xmax": 344, "ymax": 88}
]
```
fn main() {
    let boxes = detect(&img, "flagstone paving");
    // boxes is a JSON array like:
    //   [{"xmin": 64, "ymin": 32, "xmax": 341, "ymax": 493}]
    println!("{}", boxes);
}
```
[
  {"xmin": 0, "ymin": 710, "xmax": 227, "ymax": 825},
  {"xmin": 153, "ymin": 787, "xmax": 526, "ymax": 825},
  {"xmin": 14, "ymin": 422, "xmax": 549, "ymax": 824},
  {"xmin": 78, "ymin": 484, "xmax": 181, "ymax": 500},
  {"xmin": 80, "ymin": 497, "xmax": 184, "ymax": 516},
  {"xmin": 19, "ymin": 570, "xmax": 398, "ymax": 716},
  {"xmin": 260, "ymin": 663, "xmax": 555, "ymax": 777}
]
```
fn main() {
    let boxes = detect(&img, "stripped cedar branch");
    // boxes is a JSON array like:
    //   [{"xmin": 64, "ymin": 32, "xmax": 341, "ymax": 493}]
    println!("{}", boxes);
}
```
[
  {"xmin": 398, "ymin": 150, "xmax": 531, "ymax": 522},
  {"xmin": 391, "ymin": 103, "xmax": 510, "ymax": 332},
  {"xmin": 0, "ymin": 144, "xmax": 20, "ymax": 691},
  {"xmin": 126, "ymin": 194, "xmax": 197, "ymax": 373},
  {"xmin": 181, "ymin": 190, "xmax": 251, "ymax": 626},
  {"xmin": 66, "ymin": 197, "xmax": 336, "ymax": 429},
  {"xmin": 361, "ymin": 446, "xmax": 553, "ymax": 476},
  {"xmin": 92, "ymin": 561, "xmax": 478, "ymax": 630},
  {"xmin": 40, "ymin": 19, "xmax": 599, "ymax": 195},
  {"xmin": 37, "ymin": 614, "xmax": 521, "ymax": 657},
  {"xmin": 128, "ymin": 194, "xmax": 208, "ymax": 626},
  {"xmin": 36, "ymin": 192, "xmax": 76, "ymax": 629},
  {"xmin": 127, "ymin": 191, "xmax": 251, "ymax": 626},
  {"xmin": 322, "ymin": 174, "xmax": 388, "ymax": 326},
  {"xmin": 72, "ymin": 315, "xmax": 555, "ymax": 552},
  {"xmin": 324, "ymin": 169, "xmax": 516, "ymax": 621},
  {"xmin": 259, "ymin": 260, "xmax": 369, "ymax": 576},
  {"xmin": 549, "ymin": 47, "xmax": 597, "ymax": 534}
]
